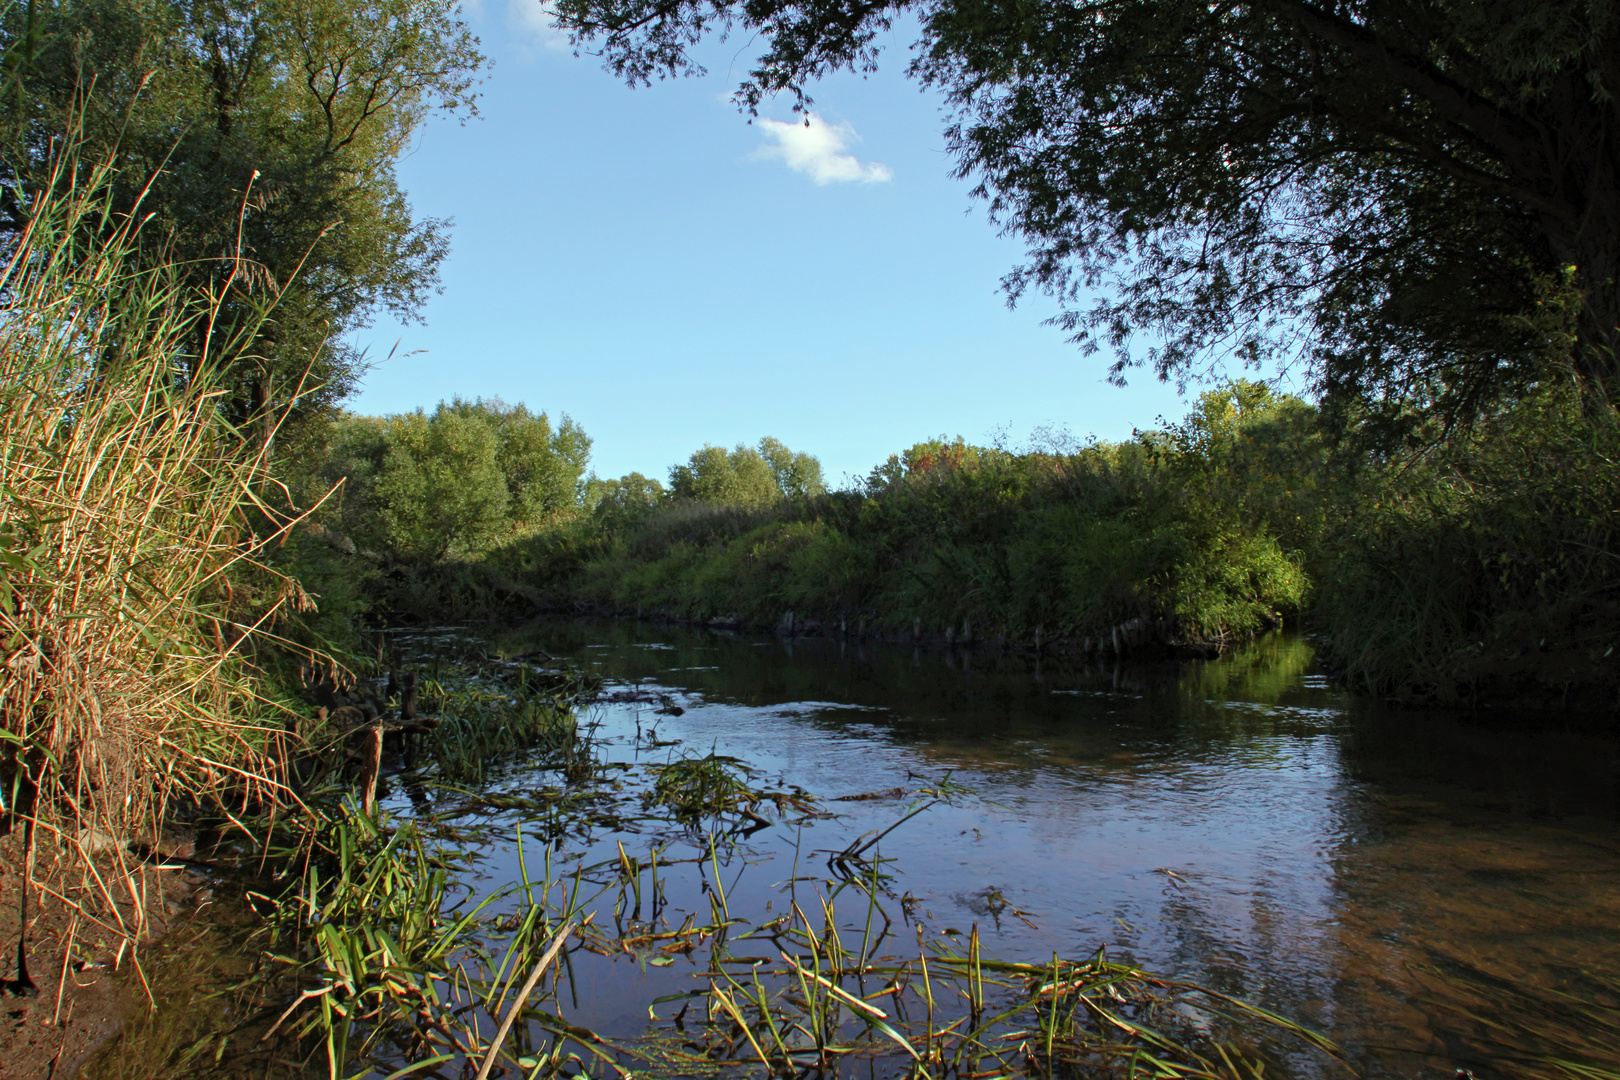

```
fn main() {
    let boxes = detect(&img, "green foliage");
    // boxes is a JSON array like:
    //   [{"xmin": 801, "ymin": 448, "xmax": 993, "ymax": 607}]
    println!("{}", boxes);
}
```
[
  {"xmin": 451, "ymin": 398, "xmax": 593, "ymax": 527},
  {"xmin": 299, "ymin": 398, "xmax": 592, "ymax": 563},
  {"xmin": 584, "ymin": 471, "xmax": 667, "ymax": 532},
  {"xmin": 668, "ymin": 437, "xmax": 826, "ymax": 505},
  {"xmin": 1317, "ymin": 384, "xmax": 1620, "ymax": 707},
  {"xmin": 374, "ymin": 406, "xmax": 511, "ymax": 561},
  {"xmin": 0, "ymin": 0, "xmax": 485, "ymax": 426},
  {"xmin": 504, "ymin": 389, "xmax": 1317, "ymax": 649},
  {"xmin": 757, "ymin": 435, "xmax": 826, "ymax": 498},
  {"xmin": 552, "ymin": 0, "xmax": 1620, "ymax": 428}
]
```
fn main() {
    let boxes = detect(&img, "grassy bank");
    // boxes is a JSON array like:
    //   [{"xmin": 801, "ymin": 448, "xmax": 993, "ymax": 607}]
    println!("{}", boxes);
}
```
[
  {"xmin": 311, "ymin": 384, "xmax": 1321, "ymax": 656},
  {"xmin": 296, "ymin": 373, "xmax": 1620, "ymax": 716},
  {"xmin": 1313, "ymin": 386, "xmax": 1620, "ymax": 711}
]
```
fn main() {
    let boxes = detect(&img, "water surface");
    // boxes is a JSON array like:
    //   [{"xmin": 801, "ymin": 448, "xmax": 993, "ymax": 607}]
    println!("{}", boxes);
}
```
[{"xmin": 436, "ymin": 620, "xmax": 1620, "ymax": 1080}]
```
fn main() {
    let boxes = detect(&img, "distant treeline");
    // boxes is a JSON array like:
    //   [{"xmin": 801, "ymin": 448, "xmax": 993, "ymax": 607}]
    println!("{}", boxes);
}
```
[{"xmin": 292, "ymin": 382, "xmax": 1620, "ymax": 715}]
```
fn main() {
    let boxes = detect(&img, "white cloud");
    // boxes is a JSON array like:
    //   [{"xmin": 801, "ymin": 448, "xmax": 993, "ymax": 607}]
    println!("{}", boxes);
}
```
[
  {"xmin": 754, "ymin": 114, "xmax": 893, "ymax": 185},
  {"xmin": 506, "ymin": 0, "xmax": 570, "ymax": 50}
]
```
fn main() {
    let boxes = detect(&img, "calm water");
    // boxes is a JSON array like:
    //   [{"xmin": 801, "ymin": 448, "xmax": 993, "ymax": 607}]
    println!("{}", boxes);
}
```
[
  {"xmin": 424, "ymin": 619, "xmax": 1620, "ymax": 1080},
  {"xmin": 102, "ymin": 620, "xmax": 1618, "ymax": 1079}
]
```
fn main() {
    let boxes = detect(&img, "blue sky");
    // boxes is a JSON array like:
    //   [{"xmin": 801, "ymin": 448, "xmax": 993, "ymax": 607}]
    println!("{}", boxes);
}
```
[{"xmin": 345, "ymin": 2, "xmax": 1199, "ymax": 486}]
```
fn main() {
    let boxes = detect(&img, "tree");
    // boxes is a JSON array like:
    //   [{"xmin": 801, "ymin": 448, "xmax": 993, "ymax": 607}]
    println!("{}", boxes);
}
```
[
  {"xmin": 758, "ymin": 435, "xmax": 826, "ymax": 498},
  {"xmin": 372, "ymin": 408, "xmax": 511, "ymax": 561},
  {"xmin": 585, "ymin": 470, "xmax": 667, "ymax": 528},
  {"xmin": 0, "ymin": 0, "xmax": 483, "ymax": 433},
  {"xmin": 310, "ymin": 399, "xmax": 592, "ymax": 559},
  {"xmin": 441, "ymin": 397, "xmax": 593, "ymax": 525},
  {"xmin": 552, "ymin": 0, "xmax": 1620, "ymax": 431},
  {"xmin": 667, "ymin": 438, "xmax": 825, "ymax": 504}
]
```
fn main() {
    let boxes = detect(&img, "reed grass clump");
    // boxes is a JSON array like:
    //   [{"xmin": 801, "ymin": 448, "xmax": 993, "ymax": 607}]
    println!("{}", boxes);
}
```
[{"xmin": 0, "ymin": 141, "xmax": 309, "ymax": 954}]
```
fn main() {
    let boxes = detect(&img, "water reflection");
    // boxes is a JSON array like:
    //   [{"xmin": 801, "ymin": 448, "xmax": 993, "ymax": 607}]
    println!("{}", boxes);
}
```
[{"xmin": 476, "ymin": 620, "xmax": 1618, "ymax": 1080}]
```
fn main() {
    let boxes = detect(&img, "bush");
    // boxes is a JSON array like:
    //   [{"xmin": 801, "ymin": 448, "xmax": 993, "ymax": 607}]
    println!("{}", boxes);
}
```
[{"xmin": 1317, "ymin": 384, "xmax": 1620, "ymax": 708}]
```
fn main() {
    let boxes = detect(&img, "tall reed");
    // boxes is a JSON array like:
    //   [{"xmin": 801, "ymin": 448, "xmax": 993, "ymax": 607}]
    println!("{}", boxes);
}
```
[{"xmin": 0, "ymin": 131, "xmax": 312, "ymax": 953}]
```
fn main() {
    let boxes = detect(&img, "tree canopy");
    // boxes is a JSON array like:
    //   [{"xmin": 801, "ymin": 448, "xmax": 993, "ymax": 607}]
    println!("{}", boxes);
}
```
[
  {"xmin": 0, "ymin": 0, "xmax": 483, "ymax": 428},
  {"xmin": 584, "ymin": 470, "xmax": 667, "ymax": 529},
  {"xmin": 552, "ymin": 0, "xmax": 1619, "ymax": 432},
  {"xmin": 313, "ymin": 399, "xmax": 591, "ymax": 561},
  {"xmin": 668, "ymin": 438, "xmax": 826, "ymax": 504}
]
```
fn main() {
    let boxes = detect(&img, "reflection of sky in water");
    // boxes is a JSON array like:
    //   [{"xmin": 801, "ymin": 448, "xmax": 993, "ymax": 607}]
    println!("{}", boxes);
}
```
[{"xmin": 409, "ymin": 622, "xmax": 1619, "ymax": 1080}]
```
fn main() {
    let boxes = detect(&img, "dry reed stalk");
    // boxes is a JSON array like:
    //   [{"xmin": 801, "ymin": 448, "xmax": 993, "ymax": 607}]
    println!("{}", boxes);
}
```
[{"xmin": 0, "ymin": 134, "xmax": 325, "ymax": 963}]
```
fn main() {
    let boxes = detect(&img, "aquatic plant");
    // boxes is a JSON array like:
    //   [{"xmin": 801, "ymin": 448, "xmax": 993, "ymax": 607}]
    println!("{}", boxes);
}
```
[
  {"xmin": 310, "ymin": 818, "xmax": 1345, "ymax": 1080},
  {"xmin": 263, "ymin": 806, "xmax": 593, "ymax": 1077},
  {"xmin": 208, "ymin": 777, "xmax": 1348, "ymax": 1080},
  {"xmin": 626, "ymin": 903, "xmax": 1346, "ymax": 1080},
  {"xmin": 642, "ymin": 752, "xmax": 816, "ymax": 829}
]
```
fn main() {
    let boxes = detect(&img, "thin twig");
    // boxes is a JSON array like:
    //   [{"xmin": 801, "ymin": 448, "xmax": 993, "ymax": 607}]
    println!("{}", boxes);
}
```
[{"xmin": 472, "ymin": 920, "xmax": 575, "ymax": 1080}]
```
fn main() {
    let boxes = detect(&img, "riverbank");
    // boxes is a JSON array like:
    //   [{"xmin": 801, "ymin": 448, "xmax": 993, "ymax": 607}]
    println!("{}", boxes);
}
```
[
  {"xmin": 308, "ymin": 381, "xmax": 1620, "ymax": 721},
  {"xmin": 0, "ymin": 846, "xmax": 210, "ymax": 1079}
]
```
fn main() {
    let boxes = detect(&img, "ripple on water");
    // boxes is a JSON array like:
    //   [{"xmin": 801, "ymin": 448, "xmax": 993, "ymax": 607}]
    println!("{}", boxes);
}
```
[{"xmin": 433, "ymin": 624, "xmax": 1620, "ymax": 1080}]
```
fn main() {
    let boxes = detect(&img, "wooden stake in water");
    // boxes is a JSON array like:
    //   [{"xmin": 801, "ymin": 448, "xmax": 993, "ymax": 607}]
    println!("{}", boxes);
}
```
[{"xmin": 359, "ymin": 724, "xmax": 383, "ymax": 816}]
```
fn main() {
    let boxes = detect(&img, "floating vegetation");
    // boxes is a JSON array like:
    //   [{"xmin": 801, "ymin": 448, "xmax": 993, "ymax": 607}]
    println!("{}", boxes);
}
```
[
  {"xmin": 205, "ymin": 788, "xmax": 1348, "ymax": 1080},
  {"xmin": 619, "ymin": 909, "xmax": 1346, "ymax": 1080},
  {"xmin": 81, "ymin": 633, "xmax": 1348, "ymax": 1080},
  {"xmin": 381, "ymin": 629, "xmax": 600, "ymax": 785},
  {"xmin": 294, "ymin": 816, "xmax": 1349, "ymax": 1080},
  {"xmin": 643, "ymin": 753, "xmax": 818, "ymax": 831}
]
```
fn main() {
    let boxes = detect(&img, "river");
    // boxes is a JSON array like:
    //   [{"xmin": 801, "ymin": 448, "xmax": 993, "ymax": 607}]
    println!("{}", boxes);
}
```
[{"xmin": 96, "ymin": 619, "xmax": 1620, "ymax": 1079}]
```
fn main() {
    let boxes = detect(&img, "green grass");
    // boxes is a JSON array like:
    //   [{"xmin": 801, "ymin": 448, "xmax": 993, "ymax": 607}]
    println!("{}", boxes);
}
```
[{"xmin": 642, "ymin": 752, "xmax": 817, "ymax": 829}]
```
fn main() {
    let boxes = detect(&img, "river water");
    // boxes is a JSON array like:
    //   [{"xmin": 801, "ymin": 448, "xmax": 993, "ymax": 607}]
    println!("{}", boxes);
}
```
[
  {"xmin": 93, "ymin": 619, "xmax": 1620, "ymax": 1079},
  {"xmin": 448, "ymin": 619, "xmax": 1618, "ymax": 1080}
]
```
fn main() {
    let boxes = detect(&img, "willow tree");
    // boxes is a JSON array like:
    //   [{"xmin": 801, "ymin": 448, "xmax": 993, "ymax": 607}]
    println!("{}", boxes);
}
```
[
  {"xmin": 553, "ymin": 0, "xmax": 1619, "ymax": 432},
  {"xmin": 0, "ymin": 0, "xmax": 483, "ymax": 434},
  {"xmin": 669, "ymin": 438, "xmax": 826, "ymax": 504}
]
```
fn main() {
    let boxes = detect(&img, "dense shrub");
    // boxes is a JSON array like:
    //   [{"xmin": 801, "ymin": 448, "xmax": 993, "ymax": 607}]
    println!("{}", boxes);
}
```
[
  {"xmin": 490, "ymin": 382, "xmax": 1318, "ymax": 649},
  {"xmin": 1317, "ymin": 385, "xmax": 1620, "ymax": 708}
]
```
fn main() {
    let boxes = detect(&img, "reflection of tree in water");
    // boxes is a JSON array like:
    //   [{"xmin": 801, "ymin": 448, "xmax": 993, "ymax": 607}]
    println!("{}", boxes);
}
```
[
  {"xmin": 1138, "ymin": 825, "xmax": 1354, "ymax": 1078},
  {"xmin": 1181, "ymin": 632, "xmax": 1318, "ymax": 706}
]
